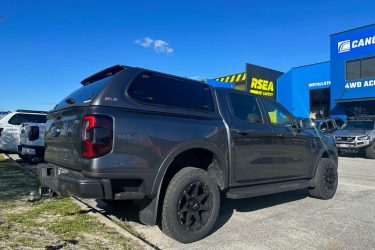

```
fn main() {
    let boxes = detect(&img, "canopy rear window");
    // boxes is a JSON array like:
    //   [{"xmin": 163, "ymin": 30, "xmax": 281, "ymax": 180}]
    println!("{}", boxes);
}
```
[{"xmin": 55, "ymin": 78, "xmax": 109, "ymax": 110}]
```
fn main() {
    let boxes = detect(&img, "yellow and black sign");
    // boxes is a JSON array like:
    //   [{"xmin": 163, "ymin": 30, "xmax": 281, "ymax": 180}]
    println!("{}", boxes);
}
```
[
  {"xmin": 246, "ymin": 63, "xmax": 283, "ymax": 100},
  {"xmin": 214, "ymin": 73, "xmax": 246, "ymax": 83},
  {"xmin": 249, "ymin": 77, "xmax": 275, "ymax": 97},
  {"xmin": 213, "ymin": 64, "xmax": 283, "ymax": 100}
]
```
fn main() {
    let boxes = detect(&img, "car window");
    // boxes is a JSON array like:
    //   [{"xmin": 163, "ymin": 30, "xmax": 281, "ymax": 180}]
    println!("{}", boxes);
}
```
[
  {"xmin": 327, "ymin": 120, "xmax": 334, "ymax": 130},
  {"xmin": 128, "ymin": 72, "xmax": 215, "ymax": 112},
  {"xmin": 343, "ymin": 120, "xmax": 375, "ymax": 130},
  {"xmin": 320, "ymin": 122, "xmax": 328, "ymax": 130},
  {"xmin": 335, "ymin": 119, "xmax": 344, "ymax": 128},
  {"xmin": 262, "ymin": 100, "xmax": 294, "ymax": 126},
  {"xmin": 227, "ymin": 93, "xmax": 263, "ymax": 123},
  {"xmin": 8, "ymin": 114, "xmax": 47, "ymax": 125}
]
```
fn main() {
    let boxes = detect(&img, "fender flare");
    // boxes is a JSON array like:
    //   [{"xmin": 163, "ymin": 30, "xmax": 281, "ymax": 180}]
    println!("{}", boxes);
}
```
[
  {"xmin": 151, "ymin": 139, "xmax": 229, "ymax": 195},
  {"xmin": 139, "ymin": 140, "xmax": 228, "ymax": 226},
  {"xmin": 309, "ymin": 144, "xmax": 338, "ymax": 187}
]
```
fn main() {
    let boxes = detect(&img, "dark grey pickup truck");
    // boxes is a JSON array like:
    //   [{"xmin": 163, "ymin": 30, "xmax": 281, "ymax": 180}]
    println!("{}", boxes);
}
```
[{"xmin": 39, "ymin": 65, "xmax": 338, "ymax": 243}]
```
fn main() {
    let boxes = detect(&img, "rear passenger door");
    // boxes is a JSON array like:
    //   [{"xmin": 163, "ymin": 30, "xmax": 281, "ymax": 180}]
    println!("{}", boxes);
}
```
[{"xmin": 225, "ymin": 92, "xmax": 299, "ymax": 184}]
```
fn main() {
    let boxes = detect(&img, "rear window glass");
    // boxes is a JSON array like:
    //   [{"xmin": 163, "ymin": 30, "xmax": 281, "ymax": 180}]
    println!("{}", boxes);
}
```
[
  {"xmin": 8, "ymin": 114, "xmax": 47, "ymax": 125},
  {"xmin": 227, "ymin": 93, "xmax": 263, "ymax": 123},
  {"xmin": 128, "ymin": 72, "xmax": 215, "ymax": 112},
  {"xmin": 55, "ymin": 78, "xmax": 109, "ymax": 109}
]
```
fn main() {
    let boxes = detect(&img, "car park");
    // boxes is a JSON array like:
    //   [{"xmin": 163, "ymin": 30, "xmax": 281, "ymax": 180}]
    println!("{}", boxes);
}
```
[
  {"xmin": 333, "ymin": 116, "xmax": 375, "ymax": 159},
  {"xmin": 39, "ymin": 65, "xmax": 338, "ymax": 243},
  {"xmin": 0, "ymin": 110, "xmax": 47, "ymax": 153}
]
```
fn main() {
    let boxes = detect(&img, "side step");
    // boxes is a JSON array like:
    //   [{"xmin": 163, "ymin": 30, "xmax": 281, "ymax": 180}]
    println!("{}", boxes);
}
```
[{"xmin": 226, "ymin": 179, "xmax": 311, "ymax": 199}]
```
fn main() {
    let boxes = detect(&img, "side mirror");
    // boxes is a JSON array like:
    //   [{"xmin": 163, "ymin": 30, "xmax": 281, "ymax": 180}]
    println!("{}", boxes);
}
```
[{"xmin": 288, "ymin": 120, "xmax": 302, "ymax": 135}]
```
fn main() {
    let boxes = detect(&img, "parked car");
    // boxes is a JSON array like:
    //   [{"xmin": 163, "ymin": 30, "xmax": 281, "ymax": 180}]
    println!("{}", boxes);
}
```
[
  {"xmin": 296, "ymin": 117, "xmax": 315, "ymax": 129},
  {"xmin": 0, "ymin": 110, "xmax": 47, "ymax": 153},
  {"xmin": 333, "ymin": 116, "xmax": 375, "ymax": 159},
  {"xmin": 39, "ymin": 65, "xmax": 338, "ymax": 243},
  {"xmin": 314, "ymin": 118, "xmax": 339, "ymax": 134},
  {"xmin": 18, "ymin": 123, "xmax": 46, "ymax": 164}
]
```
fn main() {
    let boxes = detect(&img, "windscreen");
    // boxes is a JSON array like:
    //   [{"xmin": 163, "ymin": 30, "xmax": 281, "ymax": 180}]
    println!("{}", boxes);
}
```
[
  {"xmin": 54, "ymin": 78, "xmax": 109, "ymax": 110},
  {"xmin": 343, "ymin": 121, "xmax": 374, "ymax": 130}
]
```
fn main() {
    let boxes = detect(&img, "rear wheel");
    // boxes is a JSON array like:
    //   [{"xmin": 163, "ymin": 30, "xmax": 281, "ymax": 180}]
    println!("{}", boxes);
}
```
[
  {"xmin": 309, "ymin": 158, "xmax": 338, "ymax": 200},
  {"xmin": 365, "ymin": 143, "xmax": 375, "ymax": 159},
  {"xmin": 161, "ymin": 167, "xmax": 220, "ymax": 243}
]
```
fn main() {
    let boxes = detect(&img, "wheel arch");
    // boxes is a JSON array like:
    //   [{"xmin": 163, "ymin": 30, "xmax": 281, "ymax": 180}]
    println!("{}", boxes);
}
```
[
  {"xmin": 139, "ymin": 140, "xmax": 228, "ymax": 226},
  {"xmin": 151, "ymin": 140, "xmax": 229, "ymax": 196}
]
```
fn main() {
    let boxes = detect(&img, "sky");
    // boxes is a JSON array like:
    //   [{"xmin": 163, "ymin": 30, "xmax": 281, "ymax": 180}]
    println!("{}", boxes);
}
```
[{"xmin": 1, "ymin": 0, "xmax": 375, "ymax": 111}]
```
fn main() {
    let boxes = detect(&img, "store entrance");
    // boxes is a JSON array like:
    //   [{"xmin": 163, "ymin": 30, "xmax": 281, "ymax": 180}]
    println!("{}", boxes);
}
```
[{"xmin": 310, "ymin": 88, "xmax": 330, "ymax": 118}]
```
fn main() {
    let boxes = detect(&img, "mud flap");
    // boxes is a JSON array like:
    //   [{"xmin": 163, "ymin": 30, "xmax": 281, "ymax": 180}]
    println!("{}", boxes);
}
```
[{"xmin": 138, "ymin": 197, "xmax": 158, "ymax": 226}]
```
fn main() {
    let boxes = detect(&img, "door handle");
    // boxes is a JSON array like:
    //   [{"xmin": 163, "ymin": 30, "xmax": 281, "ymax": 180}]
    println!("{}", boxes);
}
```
[
  {"xmin": 276, "ymin": 133, "xmax": 286, "ymax": 137},
  {"xmin": 233, "ymin": 129, "xmax": 251, "ymax": 136}
]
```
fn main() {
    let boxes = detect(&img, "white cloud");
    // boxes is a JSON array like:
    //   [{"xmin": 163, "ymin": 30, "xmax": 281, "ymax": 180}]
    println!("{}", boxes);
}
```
[
  {"xmin": 135, "ymin": 37, "xmax": 173, "ymax": 55},
  {"xmin": 135, "ymin": 37, "xmax": 154, "ymax": 48}
]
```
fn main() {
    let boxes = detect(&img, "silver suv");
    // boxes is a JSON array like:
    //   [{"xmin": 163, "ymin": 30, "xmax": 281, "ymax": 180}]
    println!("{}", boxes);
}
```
[{"xmin": 333, "ymin": 116, "xmax": 375, "ymax": 159}]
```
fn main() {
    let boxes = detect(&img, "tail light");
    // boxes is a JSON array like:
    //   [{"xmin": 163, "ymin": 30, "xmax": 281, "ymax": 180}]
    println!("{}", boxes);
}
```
[
  {"xmin": 82, "ymin": 115, "xmax": 113, "ymax": 158},
  {"xmin": 28, "ymin": 126, "xmax": 40, "ymax": 141}
]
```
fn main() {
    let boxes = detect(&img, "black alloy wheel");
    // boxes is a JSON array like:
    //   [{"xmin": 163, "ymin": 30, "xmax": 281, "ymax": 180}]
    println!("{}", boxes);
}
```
[
  {"xmin": 323, "ymin": 165, "xmax": 337, "ymax": 191},
  {"xmin": 177, "ymin": 181, "xmax": 213, "ymax": 232},
  {"xmin": 161, "ymin": 167, "xmax": 220, "ymax": 243}
]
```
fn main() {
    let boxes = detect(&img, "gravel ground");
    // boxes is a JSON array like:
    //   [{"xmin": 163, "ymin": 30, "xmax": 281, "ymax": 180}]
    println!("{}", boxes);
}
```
[{"xmin": 83, "ymin": 156, "xmax": 375, "ymax": 250}]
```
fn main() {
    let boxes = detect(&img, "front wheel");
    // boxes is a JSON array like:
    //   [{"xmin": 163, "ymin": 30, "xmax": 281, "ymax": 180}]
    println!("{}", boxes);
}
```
[
  {"xmin": 309, "ymin": 158, "xmax": 338, "ymax": 200},
  {"xmin": 161, "ymin": 167, "xmax": 220, "ymax": 243},
  {"xmin": 365, "ymin": 143, "xmax": 375, "ymax": 159}
]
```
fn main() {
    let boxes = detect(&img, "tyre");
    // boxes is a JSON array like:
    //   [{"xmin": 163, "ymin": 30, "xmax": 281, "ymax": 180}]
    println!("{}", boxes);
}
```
[
  {"xmin": 161, "ymin": 167, "xmax": 220, "ymax": 243},
  {"xmin": 309, "ymin": 158, "xmax": 338, "ymax": 200},
  {"xmin": 365, "ymin": 143, "xmax": 375, "ymax": 159}
]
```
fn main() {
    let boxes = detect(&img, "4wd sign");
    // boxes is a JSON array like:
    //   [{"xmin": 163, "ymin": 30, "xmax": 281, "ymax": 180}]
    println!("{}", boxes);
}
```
[{"xmin": 246, "ymin": 63, "xmax": 283, "ymax": 100}]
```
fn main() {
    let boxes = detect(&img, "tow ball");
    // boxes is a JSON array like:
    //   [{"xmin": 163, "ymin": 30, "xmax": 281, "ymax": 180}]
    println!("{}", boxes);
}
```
[{"xmin": 28, "ymin": 186, "xmax": 57, "ymax": 202}]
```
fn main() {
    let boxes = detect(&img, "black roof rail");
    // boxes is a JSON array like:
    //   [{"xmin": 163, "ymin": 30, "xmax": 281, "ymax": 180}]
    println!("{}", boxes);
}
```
[
  {"xmin": 81, "ymin": 65, "xmax": 127, "ymax": 86},
  {"xmin": 16, "ymin": 110, "xmax": 47, "ymax": 114}
]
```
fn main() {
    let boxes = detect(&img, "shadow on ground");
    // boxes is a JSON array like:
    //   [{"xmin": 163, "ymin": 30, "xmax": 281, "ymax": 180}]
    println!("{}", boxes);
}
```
[{"xmin": 93, "ymin": 188, "xmax": 309, "ymax": 235}]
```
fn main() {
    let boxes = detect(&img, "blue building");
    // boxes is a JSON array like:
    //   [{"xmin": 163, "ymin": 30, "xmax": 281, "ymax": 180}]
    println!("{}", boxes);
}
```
[{"xmin": 278, "ymin": 24, "xmax": 375, "ymax": 120}]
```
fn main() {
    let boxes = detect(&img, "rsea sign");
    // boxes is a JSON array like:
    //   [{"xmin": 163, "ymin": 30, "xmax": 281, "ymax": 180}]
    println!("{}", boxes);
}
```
[{"xmin": 246, "ymin": 63, "xmax": 283, "ymax": 100}]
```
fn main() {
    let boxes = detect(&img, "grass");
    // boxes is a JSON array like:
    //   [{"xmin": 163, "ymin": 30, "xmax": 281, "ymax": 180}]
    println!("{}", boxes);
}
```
[{"xmin": 0, "ymin": 155, "xmax": 143, "ymax": 249}]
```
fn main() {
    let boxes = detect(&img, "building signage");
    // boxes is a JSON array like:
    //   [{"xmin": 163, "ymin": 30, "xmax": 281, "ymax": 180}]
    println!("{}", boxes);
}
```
[
  {"xmin": 344, "ymin": 79, "xmax": 375, "ymax": 89},
  {"xmin": 334, "ymin": 26, "xmax": 375, "ymax": 57},
  {"xmin": 338, "ymin": 36, "xmax": 375, "ymax": 53},
  {"xmin": 246, "ymin": 63, "xmax": 283, "ymax": 100},
  {"xmin": 308, "ymin": 81, "xmax": 331, "ymax": 88}
]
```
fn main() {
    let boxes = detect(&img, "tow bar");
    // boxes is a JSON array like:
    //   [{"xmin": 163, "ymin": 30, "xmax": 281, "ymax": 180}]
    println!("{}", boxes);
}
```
[{"xmin": 28, "ymin": 186, "xmax": 57, "ymax": 202}]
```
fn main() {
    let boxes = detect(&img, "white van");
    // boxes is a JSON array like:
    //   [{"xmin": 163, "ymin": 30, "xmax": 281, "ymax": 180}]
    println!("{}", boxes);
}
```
[{"xmin": 0, "ymin": 110, "xmax": 47, "ymax": 153}]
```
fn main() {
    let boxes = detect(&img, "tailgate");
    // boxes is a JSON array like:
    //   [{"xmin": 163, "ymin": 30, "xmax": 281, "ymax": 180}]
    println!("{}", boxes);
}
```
[{"xmin": 45, "ymin": 108, "xmax": 86, "ymax": 171}]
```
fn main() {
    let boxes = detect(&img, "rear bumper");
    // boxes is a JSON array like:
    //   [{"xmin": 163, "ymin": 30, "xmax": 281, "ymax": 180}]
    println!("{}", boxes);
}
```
[
  {"xmin": 38, "ymin": 163, "xmax": 107, "ymax": 199},
  {"xmin": 18, "ymin": 145, "xmax": 45, "ymax": 157},
  {"xmin": 38, "ymin": 163, "xmax": 153, "ymax": 200}
]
